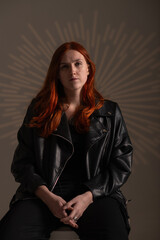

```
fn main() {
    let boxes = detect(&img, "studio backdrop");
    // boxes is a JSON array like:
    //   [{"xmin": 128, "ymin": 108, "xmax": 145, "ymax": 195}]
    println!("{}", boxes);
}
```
[{"xmin": 0, "ymin": 1, "xmax": 160, "ymax": 240}]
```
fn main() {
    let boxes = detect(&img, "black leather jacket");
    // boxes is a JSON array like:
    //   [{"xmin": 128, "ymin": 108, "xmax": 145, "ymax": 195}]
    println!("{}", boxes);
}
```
[{"xmin": 11, "ymin": 99, "xmax": 133, "ymax": 230}]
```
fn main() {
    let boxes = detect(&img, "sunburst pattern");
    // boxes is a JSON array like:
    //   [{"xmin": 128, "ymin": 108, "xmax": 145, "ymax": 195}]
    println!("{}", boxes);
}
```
[{"xmin": 0, "ymin": 12, "xmax": 160, "ymax": 165}]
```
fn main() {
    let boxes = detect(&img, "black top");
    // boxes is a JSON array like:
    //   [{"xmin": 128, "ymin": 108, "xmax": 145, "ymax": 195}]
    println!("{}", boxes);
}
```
[{"xmin": 53, "ymin": 123, "xmax": 87, "ymax": 200}]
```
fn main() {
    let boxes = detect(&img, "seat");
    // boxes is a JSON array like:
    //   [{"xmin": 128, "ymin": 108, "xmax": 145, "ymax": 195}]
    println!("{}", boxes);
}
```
[{"xmin": 49, "ymin": 226, "xmax": 80, "ymax": 240}]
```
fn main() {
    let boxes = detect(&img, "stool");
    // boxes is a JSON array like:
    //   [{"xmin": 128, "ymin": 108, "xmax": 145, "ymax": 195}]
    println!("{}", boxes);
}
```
[{"xmin": 49, "ymin": 226, "xmax": 80, "ymax": 240}]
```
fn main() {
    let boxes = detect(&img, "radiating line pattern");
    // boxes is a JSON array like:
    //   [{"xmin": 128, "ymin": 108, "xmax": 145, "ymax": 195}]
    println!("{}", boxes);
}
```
[{"xmin": 0, "ymin": 11, "xmax": 160, "ymax": 165}]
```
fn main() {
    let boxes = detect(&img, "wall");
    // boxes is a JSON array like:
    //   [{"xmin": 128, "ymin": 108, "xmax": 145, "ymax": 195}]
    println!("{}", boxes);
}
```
[{"xmin": 0, "ymin": 0, "xmax": 160, "ymax": 239}]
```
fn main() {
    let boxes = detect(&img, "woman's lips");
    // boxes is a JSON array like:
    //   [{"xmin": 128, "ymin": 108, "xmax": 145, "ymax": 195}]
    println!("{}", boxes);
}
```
[{"xmin": 70, "ymin": 78, "xmax": 78, "ymax": 81}]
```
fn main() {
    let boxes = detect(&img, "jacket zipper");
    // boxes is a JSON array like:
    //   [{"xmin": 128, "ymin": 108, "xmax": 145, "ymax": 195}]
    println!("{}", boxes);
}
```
[
  {"xmin": 51, "ymin": 126, "xmax": 110, "ymax": 191},
  {"xmin": 50, "ymin": 133, "xmax": 74, "ymax": 192}
]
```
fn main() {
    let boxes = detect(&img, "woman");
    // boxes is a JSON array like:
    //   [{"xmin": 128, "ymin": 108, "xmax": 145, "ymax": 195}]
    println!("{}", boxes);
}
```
[{"xmin": 0, "ymin": 42, "xmax": 133, "ymax": 240}]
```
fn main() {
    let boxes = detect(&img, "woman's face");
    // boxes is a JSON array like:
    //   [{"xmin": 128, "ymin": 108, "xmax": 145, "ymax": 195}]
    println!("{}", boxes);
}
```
[{"xmin": 59, "ymin": 50, "xmax": 89, "ymax": 94}]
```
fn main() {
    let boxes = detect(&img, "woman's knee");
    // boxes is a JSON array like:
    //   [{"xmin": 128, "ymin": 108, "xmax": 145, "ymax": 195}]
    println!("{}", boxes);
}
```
[
  {"xmin": 77, "ymin": 197, "xmax": 129, "ymax": 240},
  {"xmin": 0, "ymin": 199, "xmax": 54, "ymax": 239}
]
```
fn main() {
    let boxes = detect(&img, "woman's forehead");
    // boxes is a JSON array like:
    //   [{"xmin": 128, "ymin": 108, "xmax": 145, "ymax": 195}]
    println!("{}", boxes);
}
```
[{"xmin": 61, "ymin": 50, "xmax": 85, "ymax": 63}]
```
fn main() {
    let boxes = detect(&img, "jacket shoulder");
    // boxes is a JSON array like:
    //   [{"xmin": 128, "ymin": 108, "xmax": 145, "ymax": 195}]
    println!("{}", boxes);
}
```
[{"xmin": 96, "ymin": 99, "xmax": 118, "ymax": 116}]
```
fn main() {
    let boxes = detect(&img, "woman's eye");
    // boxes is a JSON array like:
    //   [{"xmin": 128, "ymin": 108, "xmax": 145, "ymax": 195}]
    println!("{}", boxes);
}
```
[
  {"xmin": 60, "ymin": 65, "xmax": 68, "ymax": 69},
  {"xmin": 75, "ymin": 62, "xmax": 82, "ymax": 67}
]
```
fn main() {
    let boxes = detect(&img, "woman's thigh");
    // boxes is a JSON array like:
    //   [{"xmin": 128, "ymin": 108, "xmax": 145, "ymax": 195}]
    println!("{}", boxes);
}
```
[
  {"xmin": 0, "ymin": 199, "xmax": 60, "ymax": 240},
  {"xmin": 77, "ymin": 197, "xmax": 129, "ymax": 240}
]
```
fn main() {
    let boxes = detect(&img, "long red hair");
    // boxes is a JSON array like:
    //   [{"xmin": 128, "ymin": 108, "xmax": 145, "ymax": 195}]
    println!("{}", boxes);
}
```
[{"xmin": 29, "ymin": 42, "xmax": 104, "ymax": 137}]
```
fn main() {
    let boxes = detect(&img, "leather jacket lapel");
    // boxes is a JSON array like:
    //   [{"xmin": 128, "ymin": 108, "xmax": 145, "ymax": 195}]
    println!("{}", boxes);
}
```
[
  {"xmin": 51, "ymin": 106, "xmax": 111, "ymax": 152},
  {"xmin": 52, "ymin": 112, "xmax": 72, "ymax": 143},
  {"xmin": 85, "ymin": 115, "xmax": 109, "ymax": 151},
  {"xmin": 51, "ymin": 108, "xmax": 111, "ymax": 150}
]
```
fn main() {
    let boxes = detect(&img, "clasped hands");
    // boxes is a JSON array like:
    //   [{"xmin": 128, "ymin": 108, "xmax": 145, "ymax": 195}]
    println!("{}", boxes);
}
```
[
  {"xmin": 52, "ymin": 192, "xmax": 93, "ymax": 229},
  {"xmin": 35, "ymin": 186, "xmax": 93, "ymax": 229}
]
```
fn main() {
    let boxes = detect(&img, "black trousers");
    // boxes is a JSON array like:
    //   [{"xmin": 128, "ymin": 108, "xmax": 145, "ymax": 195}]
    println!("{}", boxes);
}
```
[{"xmin": 0, "ymin": 197, "xmax": 129, "ymax": 240}]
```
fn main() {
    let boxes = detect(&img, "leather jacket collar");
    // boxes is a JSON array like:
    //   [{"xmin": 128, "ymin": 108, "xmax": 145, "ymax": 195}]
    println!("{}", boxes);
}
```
[{"xmin": 52, "ymin": 103, "xmax": 112, "ymax": 151}]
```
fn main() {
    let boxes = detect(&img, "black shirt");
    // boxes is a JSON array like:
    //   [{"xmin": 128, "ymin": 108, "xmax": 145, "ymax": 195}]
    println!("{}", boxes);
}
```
[{"xmin": 53, "ymin": 123, "xmax": 87, "ymax": 200}]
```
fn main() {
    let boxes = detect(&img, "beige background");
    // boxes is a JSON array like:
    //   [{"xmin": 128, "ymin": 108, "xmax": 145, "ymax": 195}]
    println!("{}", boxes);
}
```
[{"xmin": 0, "ymin": 0, "xmax": 160, "ymax": 239}]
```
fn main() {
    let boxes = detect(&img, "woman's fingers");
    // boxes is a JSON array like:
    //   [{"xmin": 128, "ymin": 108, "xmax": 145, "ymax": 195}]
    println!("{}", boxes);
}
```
[
  {"xmin": 62, "ymin": 209, "xmax": 67, "ymax": 217},
  {"xmin": 63, "ymin": 199, "xmax": 75, "ymax": 210},
  {"xmin": 61, "ymin": 207, "xmax": 80, "ymax": 225},
  {"xmin": 61, "ymin": 193, "xmax": 92, "ymax": 225},
  {"xmin": 60, "ymin": 217, "xmax": 78, "ymax": 229},
  {"xmin": 69, "ymin": 219, "xmax": 79, "ymax": 228}
]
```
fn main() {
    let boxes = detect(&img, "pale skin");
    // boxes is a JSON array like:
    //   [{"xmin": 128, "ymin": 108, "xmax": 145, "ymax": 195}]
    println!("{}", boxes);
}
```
[{"xmin": 35, "ymin": 50, "xmax": 93, "ymax": 229}]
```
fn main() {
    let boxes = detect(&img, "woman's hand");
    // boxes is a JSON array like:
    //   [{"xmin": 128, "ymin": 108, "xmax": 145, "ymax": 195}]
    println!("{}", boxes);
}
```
[
  {"xmin": 35, "ymin": 185, "xmax": 71, "ymax": 219},
  {"xmin": 45, "ymin": 193, "xmax": 69, "ymax": 219},
  {"xmin": 60, "ymin": 191, "xmax": 93, "ymax": 228}
]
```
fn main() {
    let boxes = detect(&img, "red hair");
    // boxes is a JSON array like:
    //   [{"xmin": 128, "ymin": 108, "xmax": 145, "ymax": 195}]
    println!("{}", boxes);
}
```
[{"xmin": 29, "ymin": 42, "xmax": 104, "ymax": 137}]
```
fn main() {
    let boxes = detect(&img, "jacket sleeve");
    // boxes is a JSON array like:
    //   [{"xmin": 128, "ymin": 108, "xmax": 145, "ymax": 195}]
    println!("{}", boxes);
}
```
[
  {"xmin": 83, "ymin": 103, "xmax": 133, "ymax": 200},
  {"xmin": 11, "ymin": 100, "xmax": 47, "ymax": 194}
]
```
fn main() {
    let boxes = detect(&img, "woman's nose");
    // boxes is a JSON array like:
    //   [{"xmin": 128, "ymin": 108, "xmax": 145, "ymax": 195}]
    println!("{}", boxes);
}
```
[{"xmin": 70, "ymin": 64, "xmax": 76, "ymax": 75}]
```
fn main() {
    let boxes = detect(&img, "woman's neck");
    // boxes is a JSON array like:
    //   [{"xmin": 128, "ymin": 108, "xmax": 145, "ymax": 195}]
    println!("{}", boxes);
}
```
[
  {"xmin": 63, "ymin": 91, "xmax": 81, "ymax": 120},
  {"xmin": 64, "ymin": 89, "xmax": 81, "ymax": 107}
]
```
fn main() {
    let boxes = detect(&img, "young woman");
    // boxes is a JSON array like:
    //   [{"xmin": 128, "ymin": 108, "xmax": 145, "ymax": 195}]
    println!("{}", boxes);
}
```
[{"xmin": 0, "ymin": 42, "xmax": 133, "ymax": 240}]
